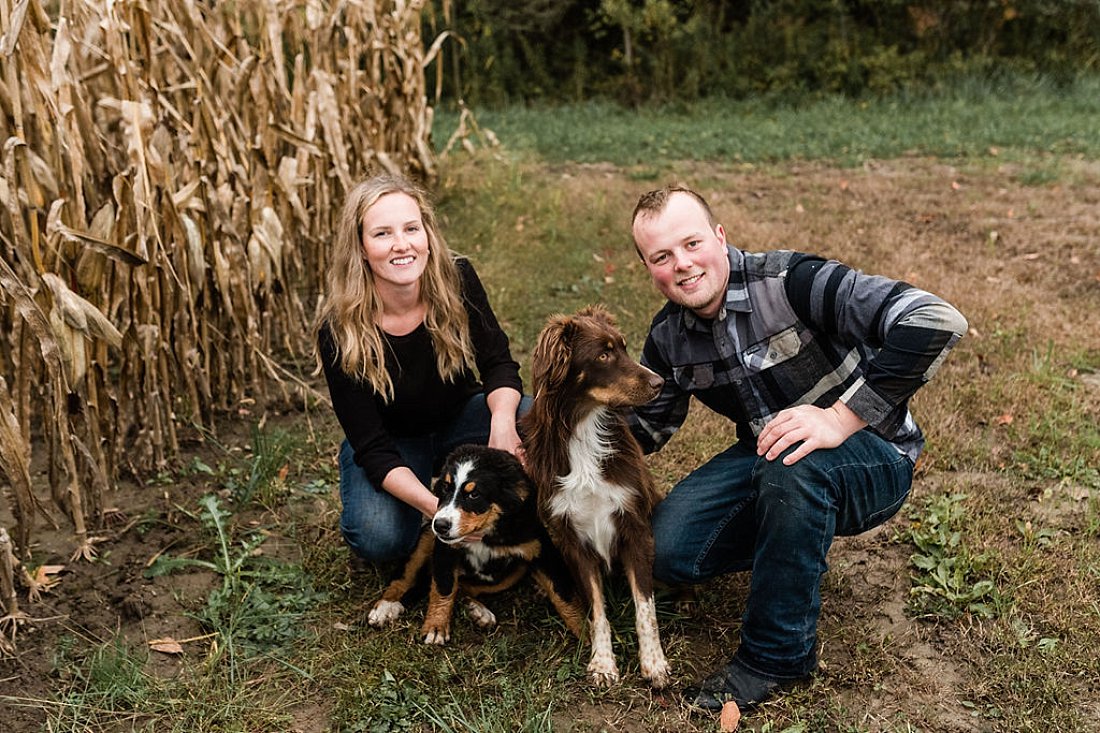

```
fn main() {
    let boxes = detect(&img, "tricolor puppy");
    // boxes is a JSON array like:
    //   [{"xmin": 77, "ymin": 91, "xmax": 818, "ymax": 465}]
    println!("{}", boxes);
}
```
[
  {"xmin": 368, "ymin": 444, "xmax": 584, "ymax": 644},
  {"xmin": 521, "ymin": 305, "xmax": 671, "ymax": 688}
]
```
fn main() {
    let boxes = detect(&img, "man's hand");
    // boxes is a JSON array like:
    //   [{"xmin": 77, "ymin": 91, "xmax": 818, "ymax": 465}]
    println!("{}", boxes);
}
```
[{"xmin": 757, "ymin": 402, "xmax": 867, "ymax": 465}]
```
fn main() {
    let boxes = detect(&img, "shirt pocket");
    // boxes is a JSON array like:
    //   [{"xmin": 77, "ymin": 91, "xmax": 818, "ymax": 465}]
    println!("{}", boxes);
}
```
[
  {"xmin": 742, "ymin": 326, "xmax": 803, "ymax": 372},
  {"xmin": 672, "ymin": 361, "xmax": 715, "ymax": 389}
]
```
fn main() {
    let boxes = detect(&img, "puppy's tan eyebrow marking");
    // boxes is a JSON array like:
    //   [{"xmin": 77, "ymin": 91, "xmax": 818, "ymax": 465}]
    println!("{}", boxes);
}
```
[{"xmin": 462, "ymin": 481, "xmax": 477, "ymax": 494}]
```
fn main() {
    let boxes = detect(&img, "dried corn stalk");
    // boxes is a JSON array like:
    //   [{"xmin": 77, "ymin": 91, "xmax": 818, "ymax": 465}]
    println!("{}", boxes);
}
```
[
  {"xmin": 1, "ymin": 526, "xmax": 26, "ymax": 648},
  {"xmin": 0, "ymin": 0, "xmax": 441, "ymax": 563}
]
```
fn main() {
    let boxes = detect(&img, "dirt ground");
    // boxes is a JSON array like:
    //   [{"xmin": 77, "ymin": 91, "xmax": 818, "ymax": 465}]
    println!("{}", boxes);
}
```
[{"xmin": 2, "ymin": 156, "xmax": 1099, "ymax": 732}]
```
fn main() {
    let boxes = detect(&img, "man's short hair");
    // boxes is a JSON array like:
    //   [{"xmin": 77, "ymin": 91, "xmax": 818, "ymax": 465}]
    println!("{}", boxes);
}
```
[{"xmin": 631, "ymin": 186, "xmax": 717, "ymax": 228}]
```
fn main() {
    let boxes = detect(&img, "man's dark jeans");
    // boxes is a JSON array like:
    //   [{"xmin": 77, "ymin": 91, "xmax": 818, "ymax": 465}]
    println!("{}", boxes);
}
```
[{"xmin": 651, "ymin": 430, "xmax": 914, "ymax": 679}]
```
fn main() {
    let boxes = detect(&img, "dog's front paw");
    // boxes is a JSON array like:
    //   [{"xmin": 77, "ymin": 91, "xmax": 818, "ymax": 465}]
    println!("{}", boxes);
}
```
[
  {"xmin": 422, "ymin": 622, "xmax": 451, "ymax": 645},
  {"xmin": 464, "ymin": 598, "xmax": 497, "ymax": 629},
  {"xmin": 368, "ymin": 599, "xmax": 405, "ymax": 627},
  {"xmin": 587, "ymin": 653, "xmax": 620, "ymax": 686},
  {"xmin": 642, "ymin": 657, "xmax": 672, "ymax": 690}
]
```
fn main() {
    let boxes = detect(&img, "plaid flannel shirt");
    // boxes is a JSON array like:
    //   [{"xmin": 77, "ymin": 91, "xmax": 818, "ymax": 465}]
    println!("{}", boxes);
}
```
[{"xmin": 628, "ymin": 246, "xmax": 967, "ymax": 463}]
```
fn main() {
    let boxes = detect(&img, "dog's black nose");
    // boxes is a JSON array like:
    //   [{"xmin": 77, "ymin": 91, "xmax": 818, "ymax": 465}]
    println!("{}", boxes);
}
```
[{"xmin": 432, "ymin": 517, "xmax": 452, "ymax": 537}]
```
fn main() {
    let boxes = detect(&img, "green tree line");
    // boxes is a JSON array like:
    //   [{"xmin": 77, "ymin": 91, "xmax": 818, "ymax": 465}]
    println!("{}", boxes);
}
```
[{"xmin": 426, "ymin": 0, "xmax": 1100, "ymax": 105}]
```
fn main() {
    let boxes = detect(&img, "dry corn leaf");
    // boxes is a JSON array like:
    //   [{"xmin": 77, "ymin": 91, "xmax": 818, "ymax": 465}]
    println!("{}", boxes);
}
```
[
  {"xmin": 41, "ymin": 273, "xmax": 123, "ymax": 348},
  {"xmin": 0, "ymin": 376, "xmax": 37, "ymax": 554},
  {"xmin": 148, "ymin": 638, "xmax": 185, "ymax": 655},
  {"xmin": 31, "ymin": 564, "xmax": 65, "ymax": 591}
]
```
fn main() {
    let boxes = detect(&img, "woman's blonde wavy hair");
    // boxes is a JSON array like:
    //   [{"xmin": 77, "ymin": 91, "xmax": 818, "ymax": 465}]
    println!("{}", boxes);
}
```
[{"xmin": 316, "ymin": 174, "xmax": 475, "ymax": 401}]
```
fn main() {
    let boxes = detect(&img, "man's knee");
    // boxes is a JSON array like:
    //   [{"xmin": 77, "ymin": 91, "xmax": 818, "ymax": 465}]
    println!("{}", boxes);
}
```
[
  {"xmin": 651, "ymin": 513, "xmax": 698, "ymax": 585},
  {"xmin": 750, "ymin": 454, "xmax": 834, "ymax": 518},
  {"xmin": 652, "ymin": 547, "xmax": 695, "ymax": 585}
]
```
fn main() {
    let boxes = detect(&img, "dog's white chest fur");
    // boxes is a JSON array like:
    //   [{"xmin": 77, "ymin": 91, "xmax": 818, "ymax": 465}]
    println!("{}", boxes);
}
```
[
  {"xmin": 464, "ymin": 541, "xmax": 524, "ymax": 579},
  {"xmin": 547, "ymin": 408, "xmax": 631, "ymax": 567}
]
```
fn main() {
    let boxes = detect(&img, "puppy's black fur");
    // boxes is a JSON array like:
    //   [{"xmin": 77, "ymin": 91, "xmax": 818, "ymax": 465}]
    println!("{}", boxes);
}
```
[{"xmin": 367, "ymin": 444, "xmax": 584, "ymax": 643}]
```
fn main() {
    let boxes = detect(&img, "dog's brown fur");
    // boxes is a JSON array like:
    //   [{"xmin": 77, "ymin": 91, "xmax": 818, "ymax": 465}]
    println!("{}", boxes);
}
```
[{"xmin": 521, "ymin": 305, "xmax": 671, "ymax": 688}]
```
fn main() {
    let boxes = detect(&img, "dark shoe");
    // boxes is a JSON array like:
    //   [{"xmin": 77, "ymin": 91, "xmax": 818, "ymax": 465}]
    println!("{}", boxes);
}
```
[{"xmin": 684, "ymin": 657, "xmax": 806, "ymax": 712}]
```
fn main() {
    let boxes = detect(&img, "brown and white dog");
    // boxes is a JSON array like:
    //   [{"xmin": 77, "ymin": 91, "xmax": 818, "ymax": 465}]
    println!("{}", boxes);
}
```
[
  {"xmin": 367, "ymin": 445, "xmax": 585, "ymax": 644},
  {"xmin": 521, "ymin": 305, "xmax": 671, "ymax": 688}
]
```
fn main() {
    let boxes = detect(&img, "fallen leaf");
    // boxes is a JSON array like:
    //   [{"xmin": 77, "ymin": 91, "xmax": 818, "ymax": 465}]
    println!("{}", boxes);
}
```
[
  {"xmin": 1021, "ymin": 252, "xmax": 1041, "ymax": 260},
  {"xmin": 795, "ymin": 203, "xmax": 805, "ymax": 214},
  {"xmin": 719, "ymin": 700, "xmax": 741, "ymax": 731},
  {"xmin": 951, "ymin": 180, "xmax": 961, "ymax": 191},
  {"xmin": 277, "ymin": 463, "xmax": 289, "ymax": 481},
  {"xmin": 32, "ymin": 564, "xmax": 65, "ymax": 592},
  {"xmin": 149, "ymin": 638, "xmax": 185, "ymax": 655},
  {"xmin": 996, "ymin": 413, "xmax": 1014, "ymax": 426},
  {"xmin": 34, "ymin": 564, "xmax": 65, "ymax": 580}
]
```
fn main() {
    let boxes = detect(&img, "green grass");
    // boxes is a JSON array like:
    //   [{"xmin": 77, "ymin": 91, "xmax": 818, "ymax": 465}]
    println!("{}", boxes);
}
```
[{"xmin": 435, "ymin": 74, "xmax": 1100, "ymax": 165}]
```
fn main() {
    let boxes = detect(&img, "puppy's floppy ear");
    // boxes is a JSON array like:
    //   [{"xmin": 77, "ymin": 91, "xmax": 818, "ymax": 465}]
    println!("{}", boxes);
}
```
[
  {"xmin": 531, "ymin": 314, "xmax": 575, "ymax": 394},
  {"xmin": 577, "ymin": 303, "xmax": 616, "ymax": 329}
]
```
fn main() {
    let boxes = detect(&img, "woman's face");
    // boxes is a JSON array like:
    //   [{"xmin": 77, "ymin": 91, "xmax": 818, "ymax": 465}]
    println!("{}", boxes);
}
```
[{"xmin": 360, "ymin": 192, "xmax": 430, "ymax": 291}]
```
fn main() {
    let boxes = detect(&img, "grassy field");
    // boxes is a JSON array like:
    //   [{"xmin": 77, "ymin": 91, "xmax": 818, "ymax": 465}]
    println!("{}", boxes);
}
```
[
  {"xmin": 435, "ymin": 74, "xmax": 1100, "ymax": 166},
  {"xmin": 3, "ymin": 79, "xmax": 1100, "ymax": 732}
]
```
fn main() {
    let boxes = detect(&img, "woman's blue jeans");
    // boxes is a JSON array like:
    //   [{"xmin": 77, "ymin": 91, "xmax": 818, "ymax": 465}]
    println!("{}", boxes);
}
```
[
  {"xmin": 651, "ymin": 429, "xmax": 914, "ymax": 680},
  {"xmin": 339, "ymin": 393, "xmax": 531, "ymax": 564}
]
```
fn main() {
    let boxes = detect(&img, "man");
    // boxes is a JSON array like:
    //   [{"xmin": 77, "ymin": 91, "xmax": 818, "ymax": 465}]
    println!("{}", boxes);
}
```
[{"xmin": 627, "ymin": 186, "xmax": 967, "ymax": 711}]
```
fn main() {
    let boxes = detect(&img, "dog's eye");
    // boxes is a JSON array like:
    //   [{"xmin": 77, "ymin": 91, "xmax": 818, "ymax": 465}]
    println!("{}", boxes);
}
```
[{"xmin": 597, "ymin": 351, "xmax": 611, "ymax": 362}]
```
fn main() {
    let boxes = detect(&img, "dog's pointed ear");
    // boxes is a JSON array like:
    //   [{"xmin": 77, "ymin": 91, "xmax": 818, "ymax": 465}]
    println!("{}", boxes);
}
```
[
  {"xmin": 578, "ymin": 303, "xmax": 616, "ymax": 328},
  {"xmin": 532, "ymin": 314, "xmax": 575, "ymax": 393}
]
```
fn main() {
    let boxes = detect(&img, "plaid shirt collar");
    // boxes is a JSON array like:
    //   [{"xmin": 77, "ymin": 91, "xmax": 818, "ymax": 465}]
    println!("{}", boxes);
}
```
[{"xmin": 682, "ymin": 246, "xmax": 751, "ymax": 331}]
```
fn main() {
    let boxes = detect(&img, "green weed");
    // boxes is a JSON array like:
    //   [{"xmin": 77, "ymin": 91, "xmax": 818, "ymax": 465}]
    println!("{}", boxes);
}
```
[
  {"xmin": 900, "ymin": 493, "xmax": 1002, "ymax": 619},
  {"xmin": 145, "ymin": 495, "xmax": 324, "ymax": 676}
]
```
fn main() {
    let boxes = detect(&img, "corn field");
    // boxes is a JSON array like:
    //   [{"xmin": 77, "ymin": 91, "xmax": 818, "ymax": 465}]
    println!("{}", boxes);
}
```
[{"xmin": 0, "ymin": 0, "xmax": 444, "ymax": 622}]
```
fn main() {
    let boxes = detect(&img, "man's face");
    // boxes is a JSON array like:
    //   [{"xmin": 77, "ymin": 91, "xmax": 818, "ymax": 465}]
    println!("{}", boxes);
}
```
[{"xmin": 632, "ymin": 192, "xmax": 730, "ymax": 319}]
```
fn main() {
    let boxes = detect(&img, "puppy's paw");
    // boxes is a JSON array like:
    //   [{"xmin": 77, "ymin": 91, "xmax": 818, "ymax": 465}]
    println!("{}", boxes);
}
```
[
  {"xmin": 464, "ymin": 598, "xmax": 497, "ymax": 629},
  {"xmin": 368, "ymin": 599, "xmax": 405, "ymax": 627},
  {"xmin": 422, "ymin": 623, "xmax": 451, "ymax": 645}
]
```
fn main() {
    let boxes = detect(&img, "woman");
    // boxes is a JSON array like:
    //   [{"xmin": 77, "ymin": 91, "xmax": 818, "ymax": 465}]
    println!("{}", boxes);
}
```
[{"xmin": 316, "ymin": 173, "xmax": 526, "ymax": 564}]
